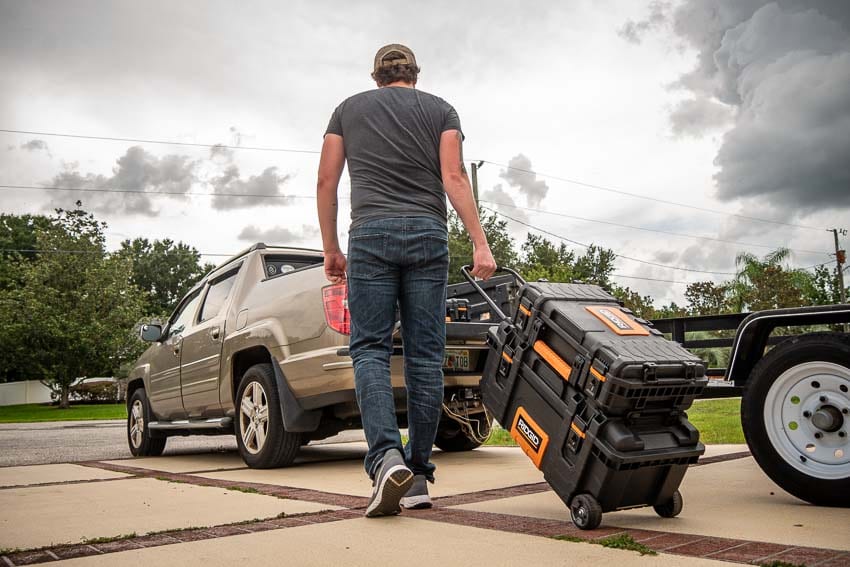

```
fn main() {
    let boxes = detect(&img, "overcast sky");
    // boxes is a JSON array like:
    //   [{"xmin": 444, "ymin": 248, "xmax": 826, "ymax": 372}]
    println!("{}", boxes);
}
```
[{"xmin": 1, "ymin": 0, "xmax": 847, "ymax": 305}]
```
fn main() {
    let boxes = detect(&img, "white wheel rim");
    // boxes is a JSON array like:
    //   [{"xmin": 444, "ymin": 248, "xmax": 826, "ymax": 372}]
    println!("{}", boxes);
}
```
[
  {"xmin": 130, "ymin": 400, "xmax": 144, "ymax": 449},
  {"xmin": 239, "ymin": 381, "xmax": 270, "ymax": 455},
  {"xmin": 764, "ymin": 361, "xmax": 850, "ymax": 480}
]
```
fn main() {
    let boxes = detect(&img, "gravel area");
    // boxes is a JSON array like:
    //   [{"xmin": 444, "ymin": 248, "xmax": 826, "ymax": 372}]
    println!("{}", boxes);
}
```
[{"xmin": 0, "ymin": 420, "xmax": 366, "ymax": 467}]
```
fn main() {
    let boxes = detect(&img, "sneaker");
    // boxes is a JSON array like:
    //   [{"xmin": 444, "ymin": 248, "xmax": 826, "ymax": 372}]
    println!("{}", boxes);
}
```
[
  {"xmin": 400, "ymin": 475, "xmax": 432, "ymax": 510},
  {"xmin": 365, "ymin": 448, "xmax": 414, "ymax": 518}
]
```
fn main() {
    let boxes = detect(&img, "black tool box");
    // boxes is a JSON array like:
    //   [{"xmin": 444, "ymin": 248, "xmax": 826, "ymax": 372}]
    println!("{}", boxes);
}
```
[{"xmin": 464, "ymin": 266, "xmax": 706, "ymax": 530}]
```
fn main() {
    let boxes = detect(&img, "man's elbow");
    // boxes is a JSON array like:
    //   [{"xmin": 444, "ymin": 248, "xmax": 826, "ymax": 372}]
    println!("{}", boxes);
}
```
[{"xmin": 442, "ymin": 170, "xmax": 466, "ymax": 188}]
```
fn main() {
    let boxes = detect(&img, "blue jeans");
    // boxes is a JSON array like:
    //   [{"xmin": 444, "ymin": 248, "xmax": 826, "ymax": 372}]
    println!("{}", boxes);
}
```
[{"xmin": 347, "ymin": 216, "xmax": 448, "ymax": 482}]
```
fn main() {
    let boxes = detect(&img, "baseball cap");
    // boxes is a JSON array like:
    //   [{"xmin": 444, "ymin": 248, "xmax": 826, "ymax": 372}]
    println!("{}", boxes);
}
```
[{"xmin": 373, "ymin": 44, "xmax": 418, "ymax": 73}]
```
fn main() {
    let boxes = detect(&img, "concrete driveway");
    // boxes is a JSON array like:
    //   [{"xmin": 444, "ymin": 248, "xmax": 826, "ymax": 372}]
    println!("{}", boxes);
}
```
[{"xmin": 1, "ymin": 442, "xmax": 848, "ymax": 566}]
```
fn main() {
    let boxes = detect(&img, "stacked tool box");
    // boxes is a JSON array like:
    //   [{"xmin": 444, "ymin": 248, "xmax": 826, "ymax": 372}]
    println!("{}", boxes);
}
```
[{"xmin": 473, "ymin": 271, "xmax": 707, "ymax": 529}]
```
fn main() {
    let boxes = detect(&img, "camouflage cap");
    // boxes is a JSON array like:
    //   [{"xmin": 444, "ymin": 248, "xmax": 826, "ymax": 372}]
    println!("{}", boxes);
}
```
[{"xmin": 373, "ymin": 44, "xmax": 418, "ymax": 73}]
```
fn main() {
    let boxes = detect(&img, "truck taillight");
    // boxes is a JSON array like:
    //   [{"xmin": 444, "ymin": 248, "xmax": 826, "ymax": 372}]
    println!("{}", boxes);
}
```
[{"xmin": 322, "ymin": 284, "xmax": 350, "ymax": 335}]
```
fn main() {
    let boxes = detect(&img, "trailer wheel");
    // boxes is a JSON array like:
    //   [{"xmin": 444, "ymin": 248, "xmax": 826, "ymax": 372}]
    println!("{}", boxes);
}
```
[
  {"xmin": 570, "ymin": 494, "xmax": 602, "ymax": 530},
  {"xmin": 741, "ymin": 333, "xmax": 850, "ymax": 507},
  {"xmin": 653, "ymin": 490, "xmax": 683, "ymax": 518},
  {"xmin": 434, "ymin": 414, "xmax": 491, "ymax": 452}
]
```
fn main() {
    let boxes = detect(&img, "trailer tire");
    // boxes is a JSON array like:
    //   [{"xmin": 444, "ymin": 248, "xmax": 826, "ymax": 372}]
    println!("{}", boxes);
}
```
[
  {"xmin": 434, "ymin": 414, "xmax": 491, "ymax": 452},
  {"xmin": 741, "ymin": 333, "xmax": 850, "ymax": 507}
]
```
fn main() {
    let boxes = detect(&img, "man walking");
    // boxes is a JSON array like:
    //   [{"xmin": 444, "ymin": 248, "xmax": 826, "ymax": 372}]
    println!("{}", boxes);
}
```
[{"xmin": 317, "ymin": 44, "xmax": 496, "ymax": 517}]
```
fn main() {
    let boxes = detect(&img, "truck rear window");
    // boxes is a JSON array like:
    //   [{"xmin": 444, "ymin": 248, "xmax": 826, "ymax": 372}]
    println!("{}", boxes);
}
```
[{"xmin": 262, "ymin": 254, "xmax": 323, "ymax": 278}]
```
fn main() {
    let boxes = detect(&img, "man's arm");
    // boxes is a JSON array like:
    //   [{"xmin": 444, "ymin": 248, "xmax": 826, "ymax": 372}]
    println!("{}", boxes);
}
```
[
  {"xmin": 317, "ymin": 133, "xmax": 347, "ymax": 283},
  {"xmin": 440, "ymin": 129, "xmax": 496, "ymax": 280}
]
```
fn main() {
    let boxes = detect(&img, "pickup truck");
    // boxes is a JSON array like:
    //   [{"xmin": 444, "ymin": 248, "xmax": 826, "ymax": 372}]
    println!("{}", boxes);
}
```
[{"xmin": 128, "ymin": 243, "xmax": 514, "ymax": 468}]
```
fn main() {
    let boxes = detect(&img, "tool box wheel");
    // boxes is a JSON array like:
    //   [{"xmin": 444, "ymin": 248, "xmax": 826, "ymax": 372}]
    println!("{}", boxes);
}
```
[
  {"xmin": 653, "ymin": 490, "xmax": 683, "ymax": 518},
  {"xmin": 570, "ymin": 494, "xmax": 602, "ymax": 530}
]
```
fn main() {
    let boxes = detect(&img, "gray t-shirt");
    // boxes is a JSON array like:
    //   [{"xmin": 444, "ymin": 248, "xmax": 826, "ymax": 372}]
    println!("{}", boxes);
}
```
[{"xmin": 325, "ymin": 87, "xmax": 463, "ymax": 229}]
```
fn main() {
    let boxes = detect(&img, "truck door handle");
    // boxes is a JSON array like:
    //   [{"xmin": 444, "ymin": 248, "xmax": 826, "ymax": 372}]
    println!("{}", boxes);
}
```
[
  {"xmin": 172, "ymin": 345, "xmax": 180, "ymax": 356},
  {"xmin": 210, "ymin": 327, "xmax": 221, "ymax": 340}
]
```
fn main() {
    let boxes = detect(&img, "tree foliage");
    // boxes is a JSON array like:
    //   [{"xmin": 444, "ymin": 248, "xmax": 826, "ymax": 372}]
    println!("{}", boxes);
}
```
[
  {"xmin": 0, "ymin": 213, "xmax": 51, "ymax": 289},
  {"xmin": 0, "ymin": 205, "xmax": 147, "ymax": 406},
  {"xmin": 117, "ymin": 238, "xmax": 213, "ymax": 316}
]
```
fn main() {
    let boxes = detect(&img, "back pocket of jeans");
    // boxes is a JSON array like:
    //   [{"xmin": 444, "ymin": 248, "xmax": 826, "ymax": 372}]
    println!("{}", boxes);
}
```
[
  {"xmin": 424, "ymin": 233, "xmax": 449, "ymax": 263},
  {"xmin": 348, "ymin": 233, "xmax": 389, "ymax": 278}
]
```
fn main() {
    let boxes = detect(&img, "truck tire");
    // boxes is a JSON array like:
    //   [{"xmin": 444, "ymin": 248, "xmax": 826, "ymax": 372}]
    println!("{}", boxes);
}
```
[
  {"xmin": 127, "ymin": 388, "xmax": 167, "ymax": 457},
  {"xmin": 235, "ymin": 363, "xmax": 302, "ymax": 469},
  {"xmin": 741, "ymin": 333, "xmax": 850, "ymax": 507},
  {"xmin": 434, "ymin": 414, "xmax": 491, "ymax": 452}
]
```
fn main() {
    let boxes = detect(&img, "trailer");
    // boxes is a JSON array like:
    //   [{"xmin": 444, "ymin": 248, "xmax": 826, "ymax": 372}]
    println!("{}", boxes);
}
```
[{"xmin": 651, "ymin": 304, "xmax": 850, "ymax": 507}]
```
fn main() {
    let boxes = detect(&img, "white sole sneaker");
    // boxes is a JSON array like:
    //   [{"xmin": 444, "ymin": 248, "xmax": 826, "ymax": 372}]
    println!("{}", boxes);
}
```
[
  {"xmin": 400, "ymin": 493, "xmax": 433, "ymax": 510},
  {"xmin": 365, "ymin": 464, "xmax": 414, "ymax": 518}
]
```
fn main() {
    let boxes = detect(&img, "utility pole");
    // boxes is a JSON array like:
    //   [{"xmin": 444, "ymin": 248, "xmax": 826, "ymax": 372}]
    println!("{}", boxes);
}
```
[
  {"xmin": 833, "ymin": 228, "xmax": 847, "ymax": 305},
  {"xmin": 470, "ymin": 160, "xmax": 484, "ymax": 204}
]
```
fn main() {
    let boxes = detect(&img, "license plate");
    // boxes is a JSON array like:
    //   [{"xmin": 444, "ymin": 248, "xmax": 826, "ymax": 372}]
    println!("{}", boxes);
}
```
[{"xmin": 443, "ymin": 350, "xmax": 471, "ymax": 371}]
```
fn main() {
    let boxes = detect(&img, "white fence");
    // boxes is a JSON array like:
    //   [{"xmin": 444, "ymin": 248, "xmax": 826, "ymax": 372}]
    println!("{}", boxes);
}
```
[{"xmin": 0, "ymin": 380, "xmax": 53, "ymax": 406}]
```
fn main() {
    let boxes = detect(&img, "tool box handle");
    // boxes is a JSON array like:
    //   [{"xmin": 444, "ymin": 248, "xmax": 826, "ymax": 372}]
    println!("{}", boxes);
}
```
[{"xmin": 460, "ymin": 265, "xmax": 527, "ymax": 322}]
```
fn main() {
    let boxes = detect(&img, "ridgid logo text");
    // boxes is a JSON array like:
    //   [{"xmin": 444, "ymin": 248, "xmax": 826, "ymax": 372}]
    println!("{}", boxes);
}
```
[{"xmin": 516, "ymin": 416, "xmax": 541, "ymax": 451}]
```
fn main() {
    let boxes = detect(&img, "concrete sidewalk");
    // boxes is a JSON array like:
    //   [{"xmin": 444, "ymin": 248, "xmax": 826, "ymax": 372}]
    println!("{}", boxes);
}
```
[{"xmin": 1, "ymin": 444, "xmax": 848, "ymax": 566}]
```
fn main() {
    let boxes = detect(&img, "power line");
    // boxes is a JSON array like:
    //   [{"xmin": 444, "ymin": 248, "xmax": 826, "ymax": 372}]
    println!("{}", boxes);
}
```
[
  {"xmin": 0, "ymin": 129, "xmax": 320, "ymax": 155},
  {"xmin": 0, "ymin": 127, "xmax": 835, "ymax": 233},
  {"xmin": 485, "ymin": 206, "xmax": 737, "ymax": 276},
  {"xmin": 0, "ymin": 184, "xmax": 323, "ymax": 200},
  {"xmin": 0, "ymin": 246, "xmax": 697, "ymax": 285},
  {"xmin": 479, "ymin": 199, "xmax": 831, "ymax": 257},
  {"xmin": 482, "ymin": 160, "xmax": 828, "ymax": 232}
]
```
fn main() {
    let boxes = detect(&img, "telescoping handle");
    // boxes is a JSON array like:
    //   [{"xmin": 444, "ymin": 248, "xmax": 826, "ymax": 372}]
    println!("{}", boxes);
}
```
[{"xmin": 460, "ymin": 265, "xmax": 527, "ymax": 322}]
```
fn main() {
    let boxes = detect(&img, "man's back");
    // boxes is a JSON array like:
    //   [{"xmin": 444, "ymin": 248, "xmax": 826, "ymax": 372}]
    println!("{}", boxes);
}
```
[{"xmin": 325, "ymin": 87, "xmax": 461, "ymax": 228}]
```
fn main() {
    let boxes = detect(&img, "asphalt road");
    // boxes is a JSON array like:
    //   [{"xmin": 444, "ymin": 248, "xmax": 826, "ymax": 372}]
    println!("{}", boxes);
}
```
[{"xmin": 0, "ymin": 420, "xmax": 368, "ymax": 467}]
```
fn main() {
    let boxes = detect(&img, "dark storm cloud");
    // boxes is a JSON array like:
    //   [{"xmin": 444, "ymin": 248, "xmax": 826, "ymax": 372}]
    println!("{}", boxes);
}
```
[
  {"xmin": 481, "ymin": 184, "xmax": 529, "ymax": 223},
  {"xmin": 238, "ymin": 224, "xmax": 319, "ymax": 243},
  {"xmin": 626, "ymin": 0, "xmax": 850, "ymax": 215},
  {"xmin": 499, "ymin": 154, "xmax": 549, "ymax": 208},
  {"xmin": 210, "ymin": 165, "xmax": 293, "ymax": 210},
  {"xmin": 46, "ymin": 146, "xmax": 196, "ymax": 216}
]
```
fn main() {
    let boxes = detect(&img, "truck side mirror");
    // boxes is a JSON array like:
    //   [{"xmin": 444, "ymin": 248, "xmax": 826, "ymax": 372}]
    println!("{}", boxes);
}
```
[{"xmin": 140, "ymin": 323, "xmax": 163, "ymax": 342}]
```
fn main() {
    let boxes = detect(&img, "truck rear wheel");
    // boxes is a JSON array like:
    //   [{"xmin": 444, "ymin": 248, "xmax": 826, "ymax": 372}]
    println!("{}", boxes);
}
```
[
  {"xmin": 236, "ymin": 363, "xmax": 302, "ymax": 469},
  {"xmin": 741, "ymin": 333, "xmax": 850, "ymax": 507},
  {"xmin": 434, "ymin": 414, "xmax": 491, "ymax": 452}
]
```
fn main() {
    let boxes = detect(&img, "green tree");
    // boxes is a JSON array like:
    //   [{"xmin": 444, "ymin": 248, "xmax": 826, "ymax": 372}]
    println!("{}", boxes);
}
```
[
  {"xmin": 117, "ymin": 238, "xmax": 213, "ymax": 316},
  {"xmin": 448, "ymin": 208, "xmax": 518, "ymax": 283},
  {"xmin": 685, "ymin": 281, "xmax": 732, "ymax": 316},
  {"xmin": 0, "ymin": 205, "xmax": 147, "ymax": 404},
  {"xmin": 807, "ymin": 264, "xmax": 849, "ymax": 305},
  {"xmin": 611, "ymin": 286, "xmax": 657, "ymax": 319},
  {"xmin": 730, "ymin": 248, "xmax": 814, "ymax": 312},
  {"xmin": 0, "ymin": 213, "xmax": 51, "ymax": 288}
]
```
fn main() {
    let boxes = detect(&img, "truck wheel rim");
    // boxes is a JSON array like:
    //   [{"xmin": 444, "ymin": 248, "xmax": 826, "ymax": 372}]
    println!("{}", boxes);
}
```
[
  {"xmin": 240, "ymin": 381, "xmax": 269, "ymax": 455},
  {"xmin": 764, "ymin": 361, "xmax": 850, "ymax": 480},
  {"xmin": 130, "ymin": 400, "xmax": 144, "ymax": 448}
]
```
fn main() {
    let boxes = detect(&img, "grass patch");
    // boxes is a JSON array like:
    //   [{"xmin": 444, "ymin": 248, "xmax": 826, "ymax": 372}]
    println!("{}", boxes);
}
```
[
  {"xmin": 81, "ymin": 533, "xmax": 137, "ymax": 545},
  {"xmin": 597, "ymin": 534, "xmax": 657, "ymax": 555},
  {"xmin": 0, "ymin": 403, "xmax": 126, "ymax": 423},
  {"xmin": 484, "ymin": 425, "xmax": 516, "ymax": 446},
  {"xmin": 686, "ymin": 398, "xmax": 745, "ymax": 444},
  {"xmin": 553, "ymin": 533, "xmax": 656, "ymax": 556},
  {"xmin": 482, "ymin": 398, "xmax": 745, "ymax": 446},
  {"xmin": 226, "ymin": 485, "xmax": 260, "ymax": 494}
]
